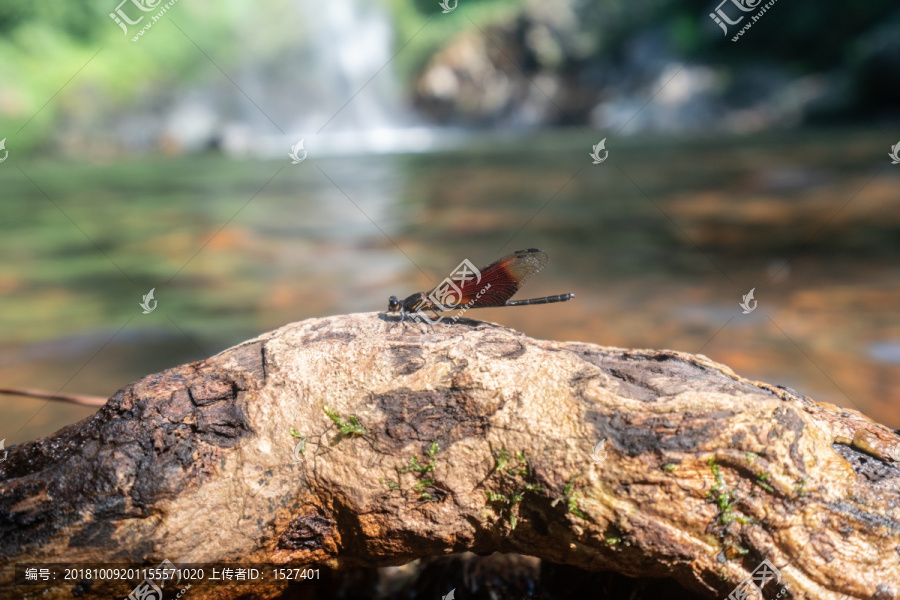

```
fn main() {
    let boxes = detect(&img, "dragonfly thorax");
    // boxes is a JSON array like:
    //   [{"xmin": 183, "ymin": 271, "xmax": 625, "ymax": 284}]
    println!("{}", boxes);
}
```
[{"xmin": 387, "ymin": 293, "xmax": 435, "ymax": 313}]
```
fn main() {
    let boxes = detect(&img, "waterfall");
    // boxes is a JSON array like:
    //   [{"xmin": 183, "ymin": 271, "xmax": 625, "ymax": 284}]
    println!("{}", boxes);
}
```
[
  {"xmin": 205, "ymin": 0, "xmax": 439, "ymax": 158},
  {"xmin": 295, "ymin": 0, "xmax": 401, "ymax": 134}
]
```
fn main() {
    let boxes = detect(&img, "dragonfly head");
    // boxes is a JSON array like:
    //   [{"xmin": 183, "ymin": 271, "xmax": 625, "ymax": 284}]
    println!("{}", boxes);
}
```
[{"xmin": 387, "ymin": 296, "xmax": 401, "ymax": 312}]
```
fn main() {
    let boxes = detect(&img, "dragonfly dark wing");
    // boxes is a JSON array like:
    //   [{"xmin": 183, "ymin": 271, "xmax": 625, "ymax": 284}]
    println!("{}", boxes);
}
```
[{"xmin": 453, "ymin": 248, "xmax": 549, "ymax": 308}]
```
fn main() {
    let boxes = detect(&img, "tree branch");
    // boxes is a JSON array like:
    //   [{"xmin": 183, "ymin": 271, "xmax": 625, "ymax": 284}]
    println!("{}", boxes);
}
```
[{"xmin": 0, "ymin": 387, "xmax": 107, "ymax": 407}]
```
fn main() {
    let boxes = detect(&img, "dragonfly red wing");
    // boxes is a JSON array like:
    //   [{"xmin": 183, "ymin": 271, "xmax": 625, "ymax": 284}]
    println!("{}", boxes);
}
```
[
  {"xmin": 393, "ymin": 247, "xmax": 570, "ymax": 318},
  {"xmin": 452, "ymin": 248, "xmax": 549, "ymax": 308}
]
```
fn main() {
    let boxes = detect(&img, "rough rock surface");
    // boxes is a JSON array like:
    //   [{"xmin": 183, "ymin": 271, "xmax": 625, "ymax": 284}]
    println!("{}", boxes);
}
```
[{"xmin": 2, "ymin": 313, "xmax": 899, "ymax": 599}]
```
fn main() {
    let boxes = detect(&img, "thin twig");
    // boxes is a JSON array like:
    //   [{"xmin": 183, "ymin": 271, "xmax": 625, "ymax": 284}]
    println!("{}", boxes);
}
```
[{"xmin": 0, "ymin": 387, "xmax": 107, "ymax": 407}]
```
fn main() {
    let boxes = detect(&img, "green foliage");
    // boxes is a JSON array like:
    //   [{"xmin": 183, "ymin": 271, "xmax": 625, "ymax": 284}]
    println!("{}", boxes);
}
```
[
  {"xmin": 551, "ymin": 477, "xmax": 587, "ymax": 519},
  {"xmin": 492, "ymin": 445, "xmax": 512, "ymax": 472},
  {"xmin": 0, "ymin": 0, "xmax": 107, "ymax": 41},
  {"xmin": 485, "ymin": 491, "xmax": 508, "ymax": 503},
  {"xmin": 0, "ymin": 0, "xmax": 243, "ymax": 148},
  {"xmin": 755, "ymin": 472, "xmax": 774, "ymax": 493},
  {"xmin": 379, "ymin": 477, "xmax": 400, "ymax": 491},
  {"xmin": 1, "ymin": 0, "xmax": 895, "ymax": 153},
  {"xmin": 399, "ymin": 454, "xmax": 435, "ymax": 474},
  {"xmin": 385, "ymin": 442, "xmax": 441, "ymax": 501},
  {"xmin": 707, "ymin": 457, "xmax": 752, "ymax": 525},
  {"xmin": 323, "ymin": 406, "xmax": 367, "ymax": 437},
  {"xmin": 484, "ymin": 446, "xmax": 544, "ymax": 530},
  {"xmin": 426, "ymin": 441, "xmax": 439, "ymax": 458},
  {"xmin": 414, "ymin": 478, "xmax": 436, "ymax": 492},
  {"xmin": 705, "ymin": 457, "xmax": 754, "ymax": 558}
]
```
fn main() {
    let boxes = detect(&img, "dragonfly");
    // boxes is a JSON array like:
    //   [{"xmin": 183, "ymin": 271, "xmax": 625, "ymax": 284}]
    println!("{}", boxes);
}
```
[{"xmin": 387, "ymin": 248, "xmax": 574, "ymax": 323}]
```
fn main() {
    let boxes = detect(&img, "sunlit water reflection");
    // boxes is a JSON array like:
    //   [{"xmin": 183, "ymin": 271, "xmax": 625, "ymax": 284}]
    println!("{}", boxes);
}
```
[{"xmin": 0, "ymin": 129, "xmax": 897, "ymax": 443}]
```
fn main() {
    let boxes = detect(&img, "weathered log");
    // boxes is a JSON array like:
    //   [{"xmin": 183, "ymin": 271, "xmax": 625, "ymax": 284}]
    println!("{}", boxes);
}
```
[{"xmin": 2, "ymin": 313, "xmax": 899, "ymax": 600}]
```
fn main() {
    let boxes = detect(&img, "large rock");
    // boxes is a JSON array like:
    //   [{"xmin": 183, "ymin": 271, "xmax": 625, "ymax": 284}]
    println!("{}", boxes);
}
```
[{"xmin": 1, "ymin": 314, "xmax": 899, "ymax": 599}]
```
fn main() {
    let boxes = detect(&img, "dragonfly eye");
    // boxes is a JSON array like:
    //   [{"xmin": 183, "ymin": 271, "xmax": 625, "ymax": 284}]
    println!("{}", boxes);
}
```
[{"xmin": 388, "ymin": 296, "xmax": 400, "ymax": 312}]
